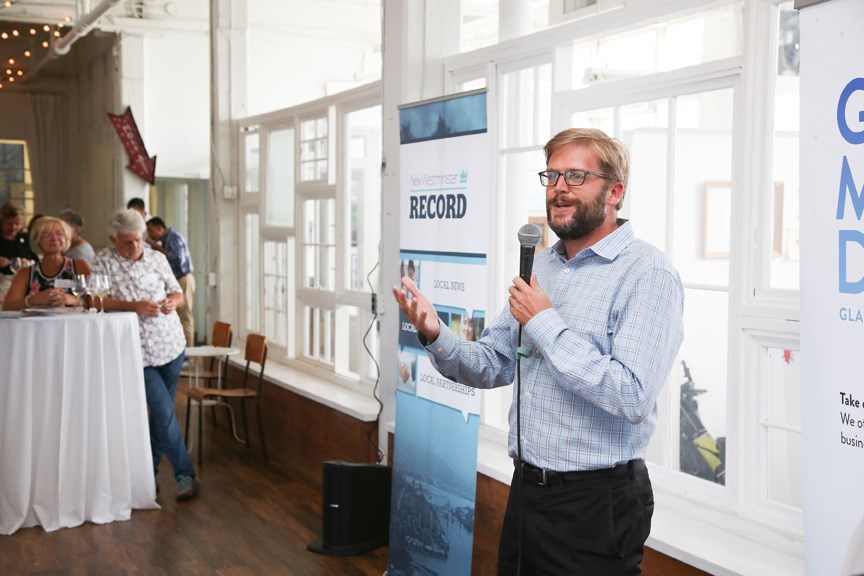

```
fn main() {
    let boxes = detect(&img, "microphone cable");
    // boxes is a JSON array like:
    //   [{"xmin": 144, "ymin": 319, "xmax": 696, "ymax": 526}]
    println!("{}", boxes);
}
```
[
  {"xmin": 513, "ymin": 222, "xmax": 541, "ymax": 575},
  {"xmin": 510, "ymin": 223, "xmax": 542, "ymax": 576},
  {"xmin": 516, "ymin": 323, "xmax": 525, "ymax": 576},
  {"xmin": 362, "ymin": 261, "xmax": 385, "ymax": 464}
]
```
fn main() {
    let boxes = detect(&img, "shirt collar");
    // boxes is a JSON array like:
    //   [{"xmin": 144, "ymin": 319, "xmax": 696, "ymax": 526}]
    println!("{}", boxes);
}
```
[{"xmin": 552, "ymin": 218, "xmax": 634, "ymax": 262}]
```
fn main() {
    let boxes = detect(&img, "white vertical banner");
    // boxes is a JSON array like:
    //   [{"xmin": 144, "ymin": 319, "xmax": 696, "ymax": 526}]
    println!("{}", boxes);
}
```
[
  {"xmin": 388, "ymin": 90, "xmax": 489, "ymax": 576},
  {"xmin": 800, "ymin": 1, "xmax": 864, "ymax": 574}
]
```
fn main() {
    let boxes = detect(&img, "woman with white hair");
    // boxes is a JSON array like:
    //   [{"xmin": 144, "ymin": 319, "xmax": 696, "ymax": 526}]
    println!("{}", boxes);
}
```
[{"xmin": 91, "ymin": 208, "xmax": 199, "ymax": 501}]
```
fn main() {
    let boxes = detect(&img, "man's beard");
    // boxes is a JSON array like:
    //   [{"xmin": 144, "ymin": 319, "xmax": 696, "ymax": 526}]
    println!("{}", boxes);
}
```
[{"xmin": 546, "ymin": 187, "xmax": 608, "ymax": 240}]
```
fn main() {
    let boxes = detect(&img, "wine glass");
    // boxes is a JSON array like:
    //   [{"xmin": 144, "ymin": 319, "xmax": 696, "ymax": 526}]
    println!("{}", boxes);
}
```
[
  {"xmin": 9, "ymin": 257, "xmax": 23, "ymax": 275},
  {"xmin": 91, "ymin": 274, "xmax": 110, "ymax": 314},
  {"xmin": 71, "ymin": 274, "xmax": 88, "ymax": 310}
]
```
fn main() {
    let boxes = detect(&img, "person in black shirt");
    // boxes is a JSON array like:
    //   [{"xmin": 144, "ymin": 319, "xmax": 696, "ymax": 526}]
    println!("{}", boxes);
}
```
[{"xmin": 0, "ymin": 202, "xmax": 36, "ymax": 304}]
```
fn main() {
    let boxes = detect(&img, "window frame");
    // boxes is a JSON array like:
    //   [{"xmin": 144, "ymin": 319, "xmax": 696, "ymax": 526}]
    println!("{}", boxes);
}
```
[{"xmin": 237, "ymin": 82, "xmax": 383, "ymax": 395}]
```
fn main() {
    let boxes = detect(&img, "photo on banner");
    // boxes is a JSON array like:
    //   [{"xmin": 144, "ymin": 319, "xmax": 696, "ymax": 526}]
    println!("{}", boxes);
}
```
[{"xmin": 389, "ymin": 90, "xmax": 489, "ymax": 576}]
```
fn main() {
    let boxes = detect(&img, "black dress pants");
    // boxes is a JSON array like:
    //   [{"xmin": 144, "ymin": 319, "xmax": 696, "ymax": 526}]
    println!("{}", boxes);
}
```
[{"xmin": 497, "ymin": 460, "xmax": 653, "ymax": 576}]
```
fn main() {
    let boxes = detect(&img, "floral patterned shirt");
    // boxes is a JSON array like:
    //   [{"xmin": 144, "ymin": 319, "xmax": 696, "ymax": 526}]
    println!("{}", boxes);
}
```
[{"xmin": 92, "ymin": 244, "xmax": 186, "ymax": 367}]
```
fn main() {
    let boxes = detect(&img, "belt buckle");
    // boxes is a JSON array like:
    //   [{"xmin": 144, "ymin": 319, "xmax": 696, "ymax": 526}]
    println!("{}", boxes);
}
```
[{"xmin": 519, "ymin": 461, "xmax": 547, "ymax": 486}]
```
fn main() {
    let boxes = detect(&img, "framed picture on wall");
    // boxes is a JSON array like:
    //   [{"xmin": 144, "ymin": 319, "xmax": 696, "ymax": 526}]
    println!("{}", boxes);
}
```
[{"xmin": 704, "ymin": 181, "xmax": 732, "ymax": 258}]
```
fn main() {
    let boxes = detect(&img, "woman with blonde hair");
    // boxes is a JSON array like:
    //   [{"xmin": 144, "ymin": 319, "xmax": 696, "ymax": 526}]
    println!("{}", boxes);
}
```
[{"xmin": 2, "ymin": 216, "xmax": 91, "ymax": 310}]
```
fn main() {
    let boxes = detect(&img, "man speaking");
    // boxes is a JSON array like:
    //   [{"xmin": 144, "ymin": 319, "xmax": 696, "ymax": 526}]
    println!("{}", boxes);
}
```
[{"xmin": 393, "ymin": 128, "xmax": 684, "ymax": 574}]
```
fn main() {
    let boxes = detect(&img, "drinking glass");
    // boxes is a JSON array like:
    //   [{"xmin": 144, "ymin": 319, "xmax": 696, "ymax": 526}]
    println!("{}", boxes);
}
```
[
  {"xmin": 9, "ymin": 257, "xmax": 22, "ymax": 274},
  {"xmin": 71, "ymin": 274, "xmax": 88, "ymax": 310},
  {"xmin": 91, "ymin": 274, "xmax": 110, "ymax": 314}
]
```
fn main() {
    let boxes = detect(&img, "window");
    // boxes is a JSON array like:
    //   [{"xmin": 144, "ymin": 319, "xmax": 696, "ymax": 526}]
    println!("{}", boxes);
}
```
[
  {"xmin": 303, "ymin": 305, "xmax": 334, "ymax": 366},
  {"xmin": 300, "ymin": 117, "xmax": 328, "ymax": 182},
  {"xmin": 344, "ymin": 105, "xmax": 382, "ymax": 292},
  {"xmin": 768, "ymin": 2, "xmax": 800, "ymax": 291},
  {"xmin": 568, "ymin": 4, "xmax": 741, "ymax": 90},
  {"xmin": 569, "ymin": 86, "xmax": 737, "ymax": 484},
  {"xmin": 263, "ymin": 239, "xmax": 290, "ymax": 347},
  {"xmin": 762, "ymin": 345, "xmax": 801, "ymax": 509},
  {"xmin": 238, "ymin": 84, "xmax": 381, "ymax": 394},
  {"xmin": 0, "ymin": 140, "xmax": 34, "ymax": 216},
  {"xmin": 242, "ymin": 129, "xmax": 260, "ymax": 195},
  {"xmin": 481, "ymin": 56, "xmax": 554, "ymax": 429},
  {"xmin": 266, "ymin": 126, "xmax": 295, "ymax": 226},
  {"xmin": 446, "ymin": 0, "xmax": 802, "ymax": 558},
  {"xmin": 302, "ymin": 198, "xmax": 335, "ymax": 290},
  {"xmin": 243, "ymin": 213, "xmax": 260, "ymax": 333},
  {"xmin": 550, "ymin": 0, "xmax": 625, "ymax": 25}
]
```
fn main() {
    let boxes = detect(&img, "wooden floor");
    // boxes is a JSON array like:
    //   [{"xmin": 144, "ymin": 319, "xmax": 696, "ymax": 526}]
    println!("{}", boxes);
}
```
[{"xmin": 0, "ymin": 406, "xmax": 389, "ymax": 576}]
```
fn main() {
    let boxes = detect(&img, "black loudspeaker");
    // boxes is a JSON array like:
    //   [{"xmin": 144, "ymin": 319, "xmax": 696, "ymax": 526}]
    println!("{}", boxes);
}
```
[{"xmin": 307, "ymin": 460, "xmax": 392, "ymax": 556}]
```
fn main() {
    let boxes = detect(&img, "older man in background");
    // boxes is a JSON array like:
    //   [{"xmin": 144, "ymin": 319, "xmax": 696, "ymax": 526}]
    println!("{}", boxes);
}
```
[{"xmin": 92, "ymin": 208, "xmax": 199, "ymax": 501}]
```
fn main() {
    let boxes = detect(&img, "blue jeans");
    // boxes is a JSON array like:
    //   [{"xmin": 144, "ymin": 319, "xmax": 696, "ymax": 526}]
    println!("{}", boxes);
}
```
[{"xmin": 143, "ymin": 352, "xmax": 195, "ymax": 480}]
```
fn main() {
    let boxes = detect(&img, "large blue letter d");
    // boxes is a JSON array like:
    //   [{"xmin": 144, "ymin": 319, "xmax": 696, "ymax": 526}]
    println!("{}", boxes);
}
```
[{"xmin": 839, "ymin": 230, "xmax": 864, "ymax": 293}]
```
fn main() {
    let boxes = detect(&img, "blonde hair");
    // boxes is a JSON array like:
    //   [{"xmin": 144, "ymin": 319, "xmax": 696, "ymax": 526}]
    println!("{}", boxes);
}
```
[{"xmin": 30, "ymin": 216, "xmax": 72, "ymax": 255}]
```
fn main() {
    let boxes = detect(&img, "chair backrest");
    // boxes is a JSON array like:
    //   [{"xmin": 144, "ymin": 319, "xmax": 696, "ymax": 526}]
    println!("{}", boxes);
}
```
[
  {"xmin": 212, "ymin": 321, "xmax": 232, "ymax": 348},
  {"xmin": 207, "ymin": 321, "xmax": 232, "ymax": 371},
  {"xmin": 243, "ymin": 333, "xmax": 268, "ymax": 393}
]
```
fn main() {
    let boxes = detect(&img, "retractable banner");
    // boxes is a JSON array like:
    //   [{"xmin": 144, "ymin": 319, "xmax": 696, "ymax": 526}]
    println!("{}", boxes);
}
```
[
  {"xmin": 388, "ymin": 90, "xmax": 488, "ymax": 576},
  {"xmin": 799, "ymin": 1, "xmax": 864, "ymax": 573}
]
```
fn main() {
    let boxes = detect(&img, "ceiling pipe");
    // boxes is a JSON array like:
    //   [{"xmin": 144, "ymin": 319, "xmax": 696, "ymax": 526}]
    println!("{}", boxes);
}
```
[
  {"xmin": 26, "ymin": 0, "xmax": 124, "ymax": 78},
  {"xmin": 53, "ymin": 0, "xmax": 125, "ymax": 55}
]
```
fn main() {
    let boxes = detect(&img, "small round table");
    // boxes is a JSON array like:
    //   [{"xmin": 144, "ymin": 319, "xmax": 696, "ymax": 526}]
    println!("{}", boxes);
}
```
[
  {"xmin": 184, "ymin": 345, "xmax": 240, "ymax": 388},
  {"xmin": 184, "ymin": 345, "xmax": 242, "ymax": 444}
]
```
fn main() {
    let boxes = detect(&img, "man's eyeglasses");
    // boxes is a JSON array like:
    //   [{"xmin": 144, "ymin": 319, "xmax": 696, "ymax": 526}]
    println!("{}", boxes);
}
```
[{"xmin": 538, "ymin": 169, "xmax": 615, "ymax": 187}]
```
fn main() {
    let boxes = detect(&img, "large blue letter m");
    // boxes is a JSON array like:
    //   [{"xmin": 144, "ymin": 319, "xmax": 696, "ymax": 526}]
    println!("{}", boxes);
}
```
[{"xmin": 837, "ymin": 156, "xmax": 864, "ymax": 220}]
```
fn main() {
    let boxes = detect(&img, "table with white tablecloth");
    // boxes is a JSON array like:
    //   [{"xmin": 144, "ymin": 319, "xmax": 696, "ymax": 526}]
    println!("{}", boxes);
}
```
[{"xmin": 0, "ymin": 310, "xmax": 159, "ymax": 535}]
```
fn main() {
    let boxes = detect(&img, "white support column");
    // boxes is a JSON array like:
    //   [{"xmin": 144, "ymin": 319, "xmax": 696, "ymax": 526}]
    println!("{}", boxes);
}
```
[
  {"xmin": 210, "ymin": 0, "xmax": 247, "ymax": 331},
  {"xmin": 499, "ymin": 0, "xmax": 532, "ymax": 42},
  {"xmin": 116, "ymin": 35, "xmax": 149, "ymax": 206}
]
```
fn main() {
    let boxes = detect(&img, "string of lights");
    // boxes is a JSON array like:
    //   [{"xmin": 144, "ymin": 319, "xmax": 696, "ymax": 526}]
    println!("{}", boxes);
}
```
[{"xmin": 0, "ymin": 4, "xmax": 73, "ymax": 89}]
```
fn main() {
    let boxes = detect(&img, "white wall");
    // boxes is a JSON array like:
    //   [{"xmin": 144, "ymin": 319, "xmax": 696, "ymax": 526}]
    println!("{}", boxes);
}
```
[
  {"xmin": 143, "ymin": 31, "xmax": 211, "ymax": 178},
  {"xmin": 246, "ymin": 34, "xmax": 380, "ymax": 116},
  {"xmin": 245, "ymin": 0, "xmax": 381, "ymax": 115}
]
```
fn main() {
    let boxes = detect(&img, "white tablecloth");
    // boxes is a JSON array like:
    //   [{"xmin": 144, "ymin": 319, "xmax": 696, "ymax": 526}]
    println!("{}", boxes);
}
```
[{"xmin": 0, "ymin": 311, "xmax": 158, "ymax": 534}]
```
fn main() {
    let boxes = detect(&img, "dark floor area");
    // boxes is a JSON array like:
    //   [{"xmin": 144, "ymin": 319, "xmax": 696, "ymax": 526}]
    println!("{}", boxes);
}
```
[{"xmin": 0, "ymin": 405, "xmax": 389, "ymax": 576}]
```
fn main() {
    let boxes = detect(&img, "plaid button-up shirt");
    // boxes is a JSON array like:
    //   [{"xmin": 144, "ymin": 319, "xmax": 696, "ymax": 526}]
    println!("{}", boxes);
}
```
[{"xmin": 426, "ymin": 220, "xmax": 684, "ymax": 472}]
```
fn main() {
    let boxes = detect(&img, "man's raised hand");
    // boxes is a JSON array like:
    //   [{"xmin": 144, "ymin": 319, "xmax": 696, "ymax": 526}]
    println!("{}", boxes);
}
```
[{"xmin": 391, "ymin": 275, "xmax": 441, "ymax": 343}]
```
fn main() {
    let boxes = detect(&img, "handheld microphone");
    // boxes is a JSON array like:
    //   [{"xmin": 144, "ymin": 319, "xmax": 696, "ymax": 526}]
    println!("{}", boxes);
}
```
[
  {"xmin": 516, "ymin": 223, "xmax": 542, "ymax": 359},
  {"xmin": 517, "ymin": 223, "xmax": 543, "ymax": 283}
]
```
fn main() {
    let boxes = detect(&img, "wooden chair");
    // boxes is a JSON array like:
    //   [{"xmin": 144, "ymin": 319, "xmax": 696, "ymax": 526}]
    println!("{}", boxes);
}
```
[
  {"xmin": 184, "ymin": 333, "xmax": 268, "ymax": 465},
  {"xmin": 180, "ymin": 321, "xmax": 233, "ymax": 386}
]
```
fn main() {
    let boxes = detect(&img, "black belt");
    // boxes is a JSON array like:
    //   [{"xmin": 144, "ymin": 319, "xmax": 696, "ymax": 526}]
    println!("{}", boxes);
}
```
[{"xmin": 515, "ymin": 458, "xmax": 644, "ymax": 486}]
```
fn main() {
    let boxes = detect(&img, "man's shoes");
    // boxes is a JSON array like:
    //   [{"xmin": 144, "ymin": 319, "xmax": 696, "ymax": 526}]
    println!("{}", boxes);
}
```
[{"xmin": 176, "ymin": 475, "xmax": 199, "ymax": 501}]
